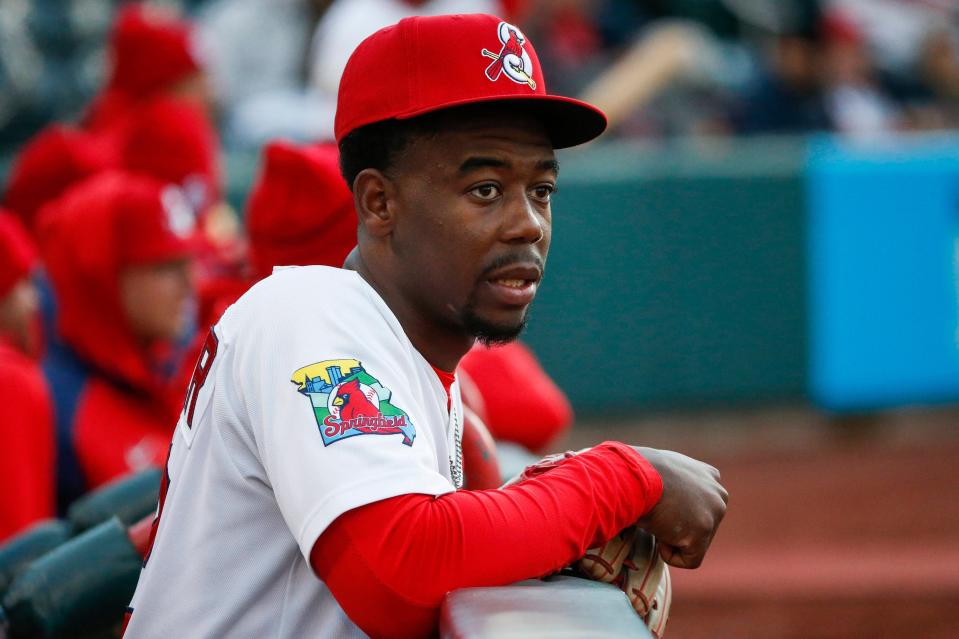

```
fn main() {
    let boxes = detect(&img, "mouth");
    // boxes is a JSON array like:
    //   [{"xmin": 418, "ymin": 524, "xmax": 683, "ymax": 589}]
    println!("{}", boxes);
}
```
[{"xmin": 483, "ymin": 264, "xmax": 542, "ymax": 307}]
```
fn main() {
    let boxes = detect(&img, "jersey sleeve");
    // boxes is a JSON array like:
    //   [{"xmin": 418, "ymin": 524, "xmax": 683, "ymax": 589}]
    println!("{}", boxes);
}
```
[
  {"xmin": 311, "ymin": 442, "xmax": 664, "ymax": 638},
  {"xmin": 229, "ymin": 272, "xmax": 456, "ymax": 560}
]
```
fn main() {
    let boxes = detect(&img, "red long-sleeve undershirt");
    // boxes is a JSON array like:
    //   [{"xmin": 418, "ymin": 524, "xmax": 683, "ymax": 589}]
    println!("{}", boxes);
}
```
[{"xmin": 310, "ymin": 442, "xmax": 662, "ymax": 639}]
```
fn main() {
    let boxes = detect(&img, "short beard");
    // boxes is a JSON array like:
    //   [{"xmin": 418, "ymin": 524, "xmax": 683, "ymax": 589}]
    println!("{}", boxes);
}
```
[{"xmin": 460, "ymin": 302, "xmax": 529, "ymax": 346}]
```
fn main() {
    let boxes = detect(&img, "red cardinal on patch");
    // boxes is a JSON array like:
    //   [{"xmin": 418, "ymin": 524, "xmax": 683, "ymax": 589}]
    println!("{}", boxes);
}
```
[{"xmin": 332, "ymin": 379, "xmax": 380, "ymax": 420}]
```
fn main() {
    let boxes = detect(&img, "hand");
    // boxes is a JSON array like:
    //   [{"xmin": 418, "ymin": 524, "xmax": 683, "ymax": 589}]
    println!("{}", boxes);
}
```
[{"xmin": 632, "ymin": 447, "xmax": 728, "ymax": 569}]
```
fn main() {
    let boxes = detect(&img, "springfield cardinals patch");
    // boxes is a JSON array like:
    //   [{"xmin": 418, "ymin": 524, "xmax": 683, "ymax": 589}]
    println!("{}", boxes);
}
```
[{"xmin": 292, "ymin": 359, "xmax": 415, "ymax": 446}]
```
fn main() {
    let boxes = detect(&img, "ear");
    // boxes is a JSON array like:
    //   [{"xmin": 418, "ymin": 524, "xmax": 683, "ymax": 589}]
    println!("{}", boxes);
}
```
[{"xmin": 353, "ymin": 168, "xmax": 396, "ymax": 239}]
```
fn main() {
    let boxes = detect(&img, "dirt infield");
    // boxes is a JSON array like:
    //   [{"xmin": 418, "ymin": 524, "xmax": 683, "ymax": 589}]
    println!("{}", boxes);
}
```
[{"xmin": 566, "ymin": 406, "xmax": 959, "ymax": 638}]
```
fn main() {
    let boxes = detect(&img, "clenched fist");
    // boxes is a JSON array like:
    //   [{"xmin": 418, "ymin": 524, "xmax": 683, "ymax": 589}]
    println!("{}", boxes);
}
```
[{"xmin": 632, "ymin": 448, "xmax": 728, "ymax": 569}]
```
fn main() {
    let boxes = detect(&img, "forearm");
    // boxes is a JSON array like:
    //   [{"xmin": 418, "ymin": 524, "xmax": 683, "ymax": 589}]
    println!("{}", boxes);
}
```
[{"xmin": 311, "ymin": 441, "xmax": 662, "ymax": 638}]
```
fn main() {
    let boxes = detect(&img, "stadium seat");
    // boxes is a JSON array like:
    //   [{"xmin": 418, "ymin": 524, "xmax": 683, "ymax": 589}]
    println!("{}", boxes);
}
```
[
  {"xmin": 2, "ymin": 517, "xmax": 141, "ymax": 638},
  {"xmin": 66, "ymin": 468, "xmax": 161, "ymax": 534},
  {"xmin": 0, "ymin": 520, "xmax": 72, "ymax": 597}
]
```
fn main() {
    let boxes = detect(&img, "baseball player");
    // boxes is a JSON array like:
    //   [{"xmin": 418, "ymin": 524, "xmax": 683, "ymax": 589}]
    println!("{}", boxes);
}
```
[{"xmin": 124, "ymin": 13, "xmax": 727, "ymax": 638}]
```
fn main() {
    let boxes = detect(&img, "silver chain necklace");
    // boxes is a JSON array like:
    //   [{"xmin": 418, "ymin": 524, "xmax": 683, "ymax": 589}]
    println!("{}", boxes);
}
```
[{"xmin": 448, "ymin": 388, "xmax": 464, "ymax": 489}]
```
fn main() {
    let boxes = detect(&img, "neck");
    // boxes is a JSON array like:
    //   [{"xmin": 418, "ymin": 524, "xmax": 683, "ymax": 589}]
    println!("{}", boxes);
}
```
[{"xmin": 344, "ymin": 248, "xmax": 473, "ymax": 372}]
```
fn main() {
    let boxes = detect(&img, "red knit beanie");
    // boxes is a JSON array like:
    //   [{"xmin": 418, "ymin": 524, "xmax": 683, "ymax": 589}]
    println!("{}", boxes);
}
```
[
  {"xmin": 3, "ymin": 125, "xmax": 116, "ymax": 236},
  {"xmin": 246, "ymin": 141, "xmax": 357, "ymax": 280},
  {"xmin": 121, "ymin": 96, "xmax": 221, "ymax": 215},
  {"xmin": 107, "ymin": 3, "xmax": 201, "ymax": 98}
]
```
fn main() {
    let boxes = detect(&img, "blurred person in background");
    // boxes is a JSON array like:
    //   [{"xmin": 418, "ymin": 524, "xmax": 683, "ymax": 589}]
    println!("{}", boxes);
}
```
[
  {"xmin": 832, "ymin": 0, "xmax": 959, "ymax": 130},
  {"xmin": 524, "ymin": 0, "xmax": 748, "ymax": 138},
  {"xmin": 2, "ymin": 124, "xmax": 117, "ymax": 239},
  {"xmin": 0, "ymin": 213, "xmax": 54, "ymax": 541},
  {"xmin": 915, "ymin": 26, "xmax": 959, "ymax": 128},
  {"xmin": 245, "ymin": 140, "xmax": 356, "ymax": 282},
  {"xmin": 828, "ymin": 0, "xmax": 951, "ymax": 80},
  {"xmin": 819, "ymin": 8, "xmax": 899, "ymax": 137},
  {"xmin": 732, "ymin": 0, "xmax": 832, "ymax": 134},
  {"xmin": 38, "ymin": 173, "xmax": 197, "ymax": 509},
  {"xmin": 85, "ymin": 2, "xmax": 212, "ymax": 136},
  {"xmin": 86, "ymin": 2, "xmax": 243, "ymax": 273},
  {"xmin": 118, "ymin": 93, "xmax": 240, "ymax": 269},
  {"xmin": 197, "ymin": 0, "xmax": 336, "ymax": 146},
  {"xmin": 2, "ymin": 124, "xmax": 120, "ymax": 379}
]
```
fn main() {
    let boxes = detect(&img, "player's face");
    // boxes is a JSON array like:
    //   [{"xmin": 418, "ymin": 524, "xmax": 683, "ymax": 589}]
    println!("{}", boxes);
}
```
[{"xmin": 389, "ymin": 111, "xmax": 556, "ymax": 344}]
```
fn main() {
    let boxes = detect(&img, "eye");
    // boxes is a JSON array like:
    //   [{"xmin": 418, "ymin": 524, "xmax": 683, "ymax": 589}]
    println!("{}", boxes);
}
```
[
  {"xmin": 470, "ymin": 183, "xmax": 501, "ymax": 200},
  {"xmin": 530, "ymin": 184, "xmax": 555, "ymax": 203}
]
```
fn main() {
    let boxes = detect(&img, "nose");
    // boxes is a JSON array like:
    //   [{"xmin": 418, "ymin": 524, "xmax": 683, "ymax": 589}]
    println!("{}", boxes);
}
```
[
  {"xmin": 500, "ymin": 189, "xmax": 546, "ymax": 245},
  {"xmin": 177, "ymin": 262, "xmax": 195, "ymax": 296}
]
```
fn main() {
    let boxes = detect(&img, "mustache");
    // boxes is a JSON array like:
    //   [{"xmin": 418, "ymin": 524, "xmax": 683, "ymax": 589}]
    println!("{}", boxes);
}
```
[{"xmin": 479, "ymin": 252, "xmax": 545, "ymax": 278}]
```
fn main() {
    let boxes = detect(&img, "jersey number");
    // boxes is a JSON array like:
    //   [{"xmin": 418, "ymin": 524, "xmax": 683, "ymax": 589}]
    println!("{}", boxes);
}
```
[{"xmin": 183, "ymin": 328, "xmax": 219, "ymax": 429}]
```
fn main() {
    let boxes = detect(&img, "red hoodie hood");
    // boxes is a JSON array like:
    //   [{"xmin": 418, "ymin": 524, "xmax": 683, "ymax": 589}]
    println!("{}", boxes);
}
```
[
  {"xmin": 3, "ymin": 125, "xmax": 117, "ymax": 237},
  {"xmin": 246, "ymin": 141, "xmax": 356, "ymax": 280},
  {"xmin": 121, "ymin": 96, "xmax": 222, "ymax": 216},
  {"xmin": 37, "ymin": 171, "xmax": 195, "ymax": 393}
]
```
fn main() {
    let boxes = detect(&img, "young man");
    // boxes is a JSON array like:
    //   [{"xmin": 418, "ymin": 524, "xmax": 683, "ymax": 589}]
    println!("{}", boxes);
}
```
[{"xmin": 125, "ymin": 14, "xmax": 727, "ymax": 638}]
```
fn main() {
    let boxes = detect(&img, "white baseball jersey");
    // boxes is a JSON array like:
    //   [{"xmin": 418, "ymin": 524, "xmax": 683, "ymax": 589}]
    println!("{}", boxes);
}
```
[{"xmin": 124, "ymin": 266, "xmax": 463, "ymax": 638}]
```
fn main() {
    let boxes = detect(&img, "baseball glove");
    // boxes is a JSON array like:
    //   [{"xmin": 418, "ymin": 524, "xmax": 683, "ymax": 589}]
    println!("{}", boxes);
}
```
[
  {"xmin": 578, "ymin": 526, "xmax": 671, "ymax": 638},
  {"xmin": 503, "ymin": 451, "xmax": 671, "ymax": 636}
]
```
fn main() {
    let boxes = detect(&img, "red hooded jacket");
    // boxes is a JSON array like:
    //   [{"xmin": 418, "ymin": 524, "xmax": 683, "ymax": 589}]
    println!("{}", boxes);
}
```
[{"xmin": 38, "ymin": 173, "xmax": 194, "ymax": 503}]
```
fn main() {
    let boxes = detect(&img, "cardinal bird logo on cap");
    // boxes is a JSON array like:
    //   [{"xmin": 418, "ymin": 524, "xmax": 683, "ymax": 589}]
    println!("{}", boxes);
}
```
[{"xmin": 482, "ymin": 22, "xmax": 536, "ymax": 90}]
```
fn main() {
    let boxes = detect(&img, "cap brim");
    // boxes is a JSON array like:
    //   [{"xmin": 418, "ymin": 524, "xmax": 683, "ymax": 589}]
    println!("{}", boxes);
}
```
[{"xmin": 396, "ymin": 94, "xmax": 607, "ymax": 149}]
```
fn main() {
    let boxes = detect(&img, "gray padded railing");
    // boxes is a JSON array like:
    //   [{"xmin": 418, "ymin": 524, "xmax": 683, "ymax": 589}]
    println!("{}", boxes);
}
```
[{"xmin": 441, "ymin": 575, "xmax": 652, "ymax": 638}]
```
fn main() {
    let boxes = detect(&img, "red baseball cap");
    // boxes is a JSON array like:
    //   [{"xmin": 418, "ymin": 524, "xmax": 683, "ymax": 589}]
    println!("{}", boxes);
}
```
[
  {"xmin": 116, "ymin": 179, "xmax": 198, "ymax": 267},
  {"xmin": 38, "ymin": 172, "xmax": 196, "ymax": 273},
  {"xmin": 334, "ymin": 13, "xmax": 606, "ymax": 148}
]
